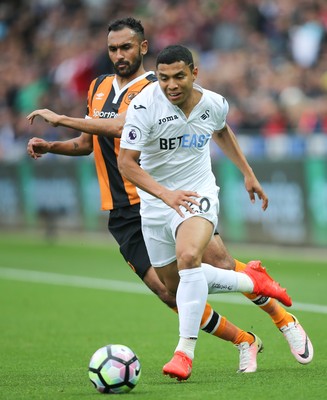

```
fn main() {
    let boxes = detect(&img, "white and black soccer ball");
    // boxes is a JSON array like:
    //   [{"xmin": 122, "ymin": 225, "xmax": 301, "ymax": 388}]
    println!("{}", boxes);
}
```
[{"xmin": 88, "ymin": 344, "xmax": 141, "ymax": 394}]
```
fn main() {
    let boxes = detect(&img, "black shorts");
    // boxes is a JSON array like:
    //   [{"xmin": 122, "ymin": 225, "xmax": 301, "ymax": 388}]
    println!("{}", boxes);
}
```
[{"xmin": 108, "ymin": 203, "xmax": 151, "ymax": 280}]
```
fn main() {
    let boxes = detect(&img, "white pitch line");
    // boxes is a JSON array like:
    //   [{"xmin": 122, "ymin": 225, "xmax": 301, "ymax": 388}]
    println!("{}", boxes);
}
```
[
  {"xmin": 1, "ymin": 267, "xmax": 326, "ymax": 315},
  {"xmin": 0, "ymin": 267, "xmax": 150, "ymax": 294}
]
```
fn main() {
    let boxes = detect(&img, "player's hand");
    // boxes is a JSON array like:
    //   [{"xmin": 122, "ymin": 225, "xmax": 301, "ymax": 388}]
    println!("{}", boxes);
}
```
[
  {"xmin": 27, "ymin": 109, "xmax": 61, "ymax": 127},
  {"xmin": 27, "ymin": 137, "xmax": 50, "ymax": 159},
  {"xmin": 244, "ymin": 175, "xmax": 268, "ymax": 211},
  {"xmin": 161, "ymin": 189, "xmax": 201, "ymax": 217}
]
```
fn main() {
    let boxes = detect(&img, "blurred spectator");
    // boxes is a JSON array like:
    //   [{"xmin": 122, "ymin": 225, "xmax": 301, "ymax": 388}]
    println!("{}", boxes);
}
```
[
  {"xmin": 0, "ymin": 0, "xmax": 327, "ymax": 161},
  {"xmin": 0, "ymin": 107, "xmax": 16, "ymax": 161},
  {"xmin": 289, "ymin": 3, "xmax": 325, "ymax": 68}
]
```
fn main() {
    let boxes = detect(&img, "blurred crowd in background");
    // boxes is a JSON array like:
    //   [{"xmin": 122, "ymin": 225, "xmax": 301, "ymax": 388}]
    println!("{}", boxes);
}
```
[{"xmin": 0, "ymin": 0, "xmax": 327, "ymax": 161}]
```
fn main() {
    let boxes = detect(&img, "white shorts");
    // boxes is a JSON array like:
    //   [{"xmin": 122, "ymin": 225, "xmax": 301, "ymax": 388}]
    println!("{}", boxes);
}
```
[{"xmin": 141, "ymin": 194, "xmax": 219, "ymax": 267}]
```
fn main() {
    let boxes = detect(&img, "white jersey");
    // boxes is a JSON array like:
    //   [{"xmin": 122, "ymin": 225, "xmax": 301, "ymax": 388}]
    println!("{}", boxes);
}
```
[{"xmin": 120, "ymin": 81, "xmax": 229, "ymax": 209}]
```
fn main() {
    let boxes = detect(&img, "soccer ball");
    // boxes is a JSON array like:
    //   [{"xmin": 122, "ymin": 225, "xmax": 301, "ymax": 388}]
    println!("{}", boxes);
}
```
[{"xmin": 88, "ymin": 344, "xmax": 141, "ymax": 394}]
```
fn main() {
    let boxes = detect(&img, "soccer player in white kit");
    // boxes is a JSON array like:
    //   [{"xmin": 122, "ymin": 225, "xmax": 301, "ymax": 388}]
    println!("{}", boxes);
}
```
[{"xmin": 118, "ymin": 45, "xmax": 292, "ymax": 381}]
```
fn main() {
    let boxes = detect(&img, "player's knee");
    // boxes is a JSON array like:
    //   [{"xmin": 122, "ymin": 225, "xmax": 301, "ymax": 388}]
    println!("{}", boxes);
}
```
[{"xmin": 177, "ymin": 250, "xmax": 202, "ymax": 270}]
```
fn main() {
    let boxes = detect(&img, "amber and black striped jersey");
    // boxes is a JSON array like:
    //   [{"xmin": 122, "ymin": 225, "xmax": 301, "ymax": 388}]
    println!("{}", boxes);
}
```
[{"xmin": 86, "ymin": 71, "xmax": 157, "ymax": 210}]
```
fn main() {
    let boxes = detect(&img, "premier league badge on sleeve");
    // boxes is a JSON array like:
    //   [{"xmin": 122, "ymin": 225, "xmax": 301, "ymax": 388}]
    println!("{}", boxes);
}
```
[{"xmin": 126, "ymin": 127, "xmax": 141, "ymax": 144}]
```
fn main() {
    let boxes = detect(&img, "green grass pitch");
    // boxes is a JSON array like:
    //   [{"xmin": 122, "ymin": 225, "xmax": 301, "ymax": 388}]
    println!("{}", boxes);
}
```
[{"xmin": 0, "ymin": 232, "xmax": 326, "ymax": 400}]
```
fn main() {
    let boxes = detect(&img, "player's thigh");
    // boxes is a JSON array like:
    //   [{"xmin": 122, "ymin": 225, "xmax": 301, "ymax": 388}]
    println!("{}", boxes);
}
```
[
  {"xmin": 108, "ymin": 204, "xmax": 151, "ymax": 279},
  {"xmin": 141, "ymin": 209, "xmax": 177, "ymax": 268},
  {"xmin": 175, "ymin": 216, "xmax": 214, "ymax": 269}
]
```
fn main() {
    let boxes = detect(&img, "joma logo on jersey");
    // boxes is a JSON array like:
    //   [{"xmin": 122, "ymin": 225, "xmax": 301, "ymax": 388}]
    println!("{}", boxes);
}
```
[
  {"xmin": 158, "ymin": 115, "xmax": 179, "ymax": 125},
  {"xmin": 93, "ymin": 109, "xmax": 117, "ymax": 118},
  {"xmin": 159, "ymin": 133, "xmax": 211, "ymax": 149}
]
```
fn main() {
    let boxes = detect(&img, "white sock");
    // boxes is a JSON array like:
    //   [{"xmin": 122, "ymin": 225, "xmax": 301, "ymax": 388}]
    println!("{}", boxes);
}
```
[
  {"xmin": 175, "ymin": 267, "xmax": 208, "ymax": 359},
  {"xmin": 175, "ymin": 337, "xmax": 196, "ymax": 360},
  {"xmin": 201, "ymin": 263, "xmax": 254, "ymax": 293}
]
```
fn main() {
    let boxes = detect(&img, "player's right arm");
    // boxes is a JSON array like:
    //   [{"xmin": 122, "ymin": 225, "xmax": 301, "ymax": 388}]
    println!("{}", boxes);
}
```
[
  {"xmin": 118, "ymin": 147, "xmax": 200, "ymax": 218},
  {"xmin": 27, "ymin": 133, "xmax": 93, "ymax": 159},
  {"xmin": 26, "ymin": 108, "xmax": 125, "ymax": 137}
]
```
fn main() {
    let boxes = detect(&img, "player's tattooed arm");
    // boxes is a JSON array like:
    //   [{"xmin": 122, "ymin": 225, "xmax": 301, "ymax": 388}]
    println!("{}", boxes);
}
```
[
  {"xmin": 27, "ymin": 132, "xmax": 93, "ymax": 159},
  {"xmin": 73, "ymin": 141, "xmax": 79, "ymax": 152},
  {"xmin": 48, "ymin": 133, "xmax": 93, "ymax": 156}
]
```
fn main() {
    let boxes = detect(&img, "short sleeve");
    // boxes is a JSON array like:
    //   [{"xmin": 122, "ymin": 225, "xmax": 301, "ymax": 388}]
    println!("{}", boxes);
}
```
[
  {"xmin": 215, "ymin": 96, "xmax": 229, "ymax": 131},
  {"xmin": 120, "ymin": 98, "xmax": 151, "ymax": 152}
]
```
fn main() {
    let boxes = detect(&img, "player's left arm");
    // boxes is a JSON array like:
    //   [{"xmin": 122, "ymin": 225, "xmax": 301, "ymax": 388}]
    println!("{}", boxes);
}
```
[
  {"xmin": 27, "ymin": 109, "xmax": 125, "ymax": 138},
  {"xmin": 212, "ymin": 123, "xmax": 268, "ymax": 211}
]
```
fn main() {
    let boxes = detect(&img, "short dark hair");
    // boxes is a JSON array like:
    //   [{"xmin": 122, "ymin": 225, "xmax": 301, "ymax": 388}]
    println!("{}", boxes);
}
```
[
  {"xmin": 156, "ymin": 45, "xmax": 194, "ymax": 70},
  {"xmin": 108, "ymin": 17, "xmax": 145, "ymax": 41}
]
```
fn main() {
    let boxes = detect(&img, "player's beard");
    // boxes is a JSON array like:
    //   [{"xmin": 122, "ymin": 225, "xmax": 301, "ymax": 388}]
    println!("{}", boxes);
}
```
[{"xmin": 114, "ymin": 52, "xmax": 143, "ymax": 78}]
